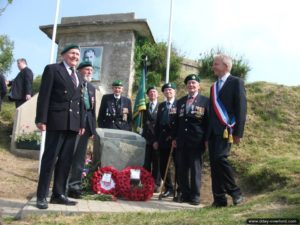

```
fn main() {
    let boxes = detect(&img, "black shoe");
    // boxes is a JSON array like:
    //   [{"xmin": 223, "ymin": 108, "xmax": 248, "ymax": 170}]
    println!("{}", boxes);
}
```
[
  {"xmin": 162, "ymin": 190, "xmax": 173, "ymax": 198},
  {"xmin": 190, "ymin": 200, "xmax": 200, "ymax": 205},
  {"xmin": 173, "ymin": 192, "xmax": 181, "ymax": 202},
  {"xmin": 36, "ymin": 198, "xmax": 48, "ymax": 209},
  {"xmin": 68, "ymin": 189, "xmax": 82, "ymax": 199},
  {"xmin": 178, "ymin": 195, "xmax": 190, "ymax": 203},
  {"xmin": 50, "ymin": 194, "xmax": 77, "ymax": 205},
  {"xmin": 211, "ymin": 201, "xmax": 228, "ymax": 207},
  {"xmin": 232, "ymin": 195, "xmax": 244, "ymax": 205}
]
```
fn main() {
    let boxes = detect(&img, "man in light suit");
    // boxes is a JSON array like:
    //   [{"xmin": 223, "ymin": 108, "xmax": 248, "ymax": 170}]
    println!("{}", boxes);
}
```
[
  {"xmin": 7, "ymin": 58, "xmax": 33, "ymax": 108},
  {"xmin": 35, "ymin": 44, "xmax": 85, "ymax": 209},
  {"xmin": 208, "ymin": 53, "xmax": 247, "ymax": 207},
  {"xmin": 142, "ymin": 86, "xmax": 161, "ymax": 192},
  {"xmin": 98, "ymin": 80, "xmax": 132, "ymax": 131},
  {"xmin": 68, "ymin": 61, "xmax": 96, "ymax": 199}
]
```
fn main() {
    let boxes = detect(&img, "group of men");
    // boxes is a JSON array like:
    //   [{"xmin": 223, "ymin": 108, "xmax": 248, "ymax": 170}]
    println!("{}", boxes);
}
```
[
  {"xmin": 141, "ymin": 55, "xmax": 247, "ymax": 207},
  {"xmin": 32, "ymin": 44, "xmax": 246, "ymax": 210}
]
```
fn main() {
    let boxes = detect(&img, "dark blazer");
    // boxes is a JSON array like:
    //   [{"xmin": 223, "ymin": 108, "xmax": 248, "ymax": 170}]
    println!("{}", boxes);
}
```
[
  {"xmin": 173, "ymin": 94, "xmax": 209, "ymax": 148},
  {"xmin": 35, "ymin": 62, "xmax": 84, "ymax": 132},
  {"xmin": 142, "ymin": 101, "xmax": 159, "ymax": 144},
  {"xmin": 83, "ymin": 82, "xmax": 97, "ymax": 135},
  {"xmin": 208, "ymin": 75, "xmax": 247, "ymax": 138},
  {"xmin": 98, "ymin": 93, "xmax": 132, "ymax": 131},
  {"xmin": 0, "ymin": 73, "xmax": 7, "ymax": 111},
  {"xmin": 154, "ymin": 100, "xmax": 177, "ymax": 149},
  {"xmin": 8, "ymin": 67, "xmax": 33, "ymax": 100}
]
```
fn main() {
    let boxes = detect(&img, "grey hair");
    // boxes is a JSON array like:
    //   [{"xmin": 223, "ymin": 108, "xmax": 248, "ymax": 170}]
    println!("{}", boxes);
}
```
[{"xmin": 213, "ymin": 54, "xmax": 232, "ymax": 72}]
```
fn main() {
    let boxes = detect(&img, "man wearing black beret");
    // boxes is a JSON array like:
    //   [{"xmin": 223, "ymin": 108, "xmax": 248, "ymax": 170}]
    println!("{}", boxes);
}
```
[
  {"xmin": 154, "ymin": 82, "xmax": 177, "ymax": 198},
  {"xmin": 35, "ymin": 44, "xmax": 85, "ymax": 209},
  {"xmin": 98, "ymin": 79, "xmax": 132, "ymax": 131},
  {"xmin": 142, "ymin": 86, "xmax": 161, "ymax": 192},
  {"xmin": 68, "ymin": 61, "xmax": 96, "ymax": 199},
  {"xmin": 172, "ymin": 74, "xmax": 209, "ymax": 205}
]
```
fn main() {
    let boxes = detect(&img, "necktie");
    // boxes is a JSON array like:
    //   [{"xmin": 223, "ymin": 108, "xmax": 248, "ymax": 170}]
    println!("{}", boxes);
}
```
[
  {"xmin": 83, "ymin": 83, "xmax": 91, "ymax": 110},
  {"xmin": 70, "ymin": 67, "xmax": 77, "ymax": 88},
  {"xmin": 186, "ymin": 96, "xmax": 194, "ymax": 112},
  {"xmin": 217, "ymin": 79, "xmax": 223, "ymax": 93},
  {"xmin": 150, "ymin": 102, "xmax": 154, "ymax": 113}
]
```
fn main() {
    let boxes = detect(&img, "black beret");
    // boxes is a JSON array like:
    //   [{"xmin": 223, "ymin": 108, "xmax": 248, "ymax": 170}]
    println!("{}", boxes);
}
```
[
  {"xmin": 146, "ymin": 86, "xmax": 157, "ymax": 94},
  {"xmin": 184, "ymin": 74, "xmax": 200, "ymax": 84},
  {"xmin": 61, "ymin": 44, "xmax": 80, "ymax": 55},
  {"xmin": 77, "ymin": 61, "xmax": 93, "ymax": 70},
  {"xmin": 112, "ymin": 79, "xmax": 123, "ymax": 87},
  {"xmin": 161, "ymin": 82, "xmax": 176, "ymax": 92}
]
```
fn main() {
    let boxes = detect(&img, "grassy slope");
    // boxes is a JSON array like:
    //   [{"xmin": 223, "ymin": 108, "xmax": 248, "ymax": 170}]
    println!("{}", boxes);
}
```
[{"xmin": 2, "ymin": 81, "xmax": 300, "ymax": 225}]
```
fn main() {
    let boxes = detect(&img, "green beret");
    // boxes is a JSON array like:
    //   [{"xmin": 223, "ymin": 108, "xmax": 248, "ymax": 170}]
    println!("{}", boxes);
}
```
[
  {"xmin": 146, "ymin": 86, "xmax": 157, "ymax": 94},
  {"xmin": 61, "ymin": 44, "xmax": 80, "ymax": 55},
  {"xmin": 184, "ymin": 74, "xmax": 200, "ymax": 84},
  {"xmin": 161, "ymin": 82, "xmax": 176, "ymax": 92},
  {"xmin": 77, "ymin": 61, "xmax": 93, "ymax": 70},
  {"xmin": 112, "ymin": 79, "xmax": 123, "ymax": 87}
]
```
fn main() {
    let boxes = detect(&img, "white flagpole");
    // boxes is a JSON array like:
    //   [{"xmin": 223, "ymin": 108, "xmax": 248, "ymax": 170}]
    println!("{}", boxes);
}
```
[
  {"xmin": 165, "ymin": 0, "xmax": 174, "ymax": 83},
  {"xmin": 39, "ymin": 0, "xmax": 61, "ymax": 174}
]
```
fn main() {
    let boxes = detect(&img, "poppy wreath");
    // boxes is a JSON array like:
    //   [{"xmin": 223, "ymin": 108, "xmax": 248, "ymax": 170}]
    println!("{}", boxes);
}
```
[
  {"xmin": 117, "ymin": 166, "xmax": 155, "ymax": 201},
  {"xmin": 91, "ymin": 166, "xmax": 119, "ymax": 197}
]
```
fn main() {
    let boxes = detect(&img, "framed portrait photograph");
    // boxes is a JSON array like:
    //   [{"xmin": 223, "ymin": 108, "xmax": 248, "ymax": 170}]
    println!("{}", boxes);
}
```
[{"xmin": 80, "ymin": 46, "xmax": 103, "ymax": 80}]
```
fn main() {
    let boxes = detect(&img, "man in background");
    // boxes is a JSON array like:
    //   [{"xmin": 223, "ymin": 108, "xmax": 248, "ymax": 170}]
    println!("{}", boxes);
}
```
[
  {"xmin": 0, "ymin": 71, "xmax": 7, "ymax": 111},
  {"xmin": 68, "ymin": 61, "xmax": 96, "ymax": 199},
  {"xmin": 7, "ymin": 58, "xmax": 33, "ymax": 108},
  {"xmin": 35, "ymin": 44, "xmax": 85, "ymax": 210},
  {"xmin": 98, "ymin": 80, "xmax": 132, "ymax": 131},
  {"xmin": 142, "ymin": 86, "xmax": 161, "ymax": 193}
]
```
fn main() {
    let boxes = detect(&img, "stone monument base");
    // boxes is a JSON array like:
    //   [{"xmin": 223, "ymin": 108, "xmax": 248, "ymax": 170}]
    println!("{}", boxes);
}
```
[{"xmin": 93, "ymin": 128, "xmax": 146, "ymax": 171}]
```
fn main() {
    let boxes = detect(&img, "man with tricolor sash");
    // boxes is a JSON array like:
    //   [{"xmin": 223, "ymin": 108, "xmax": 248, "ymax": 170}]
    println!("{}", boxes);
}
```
[{"xmin": 208, "ymin": 53, "xmax": 247, "ymax": 207}]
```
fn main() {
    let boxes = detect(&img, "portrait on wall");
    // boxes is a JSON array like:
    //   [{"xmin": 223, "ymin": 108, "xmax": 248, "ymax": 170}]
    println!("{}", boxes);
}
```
[{"xmin": 80, "ymin": 46, "xmax": 103, "ymax": 80}]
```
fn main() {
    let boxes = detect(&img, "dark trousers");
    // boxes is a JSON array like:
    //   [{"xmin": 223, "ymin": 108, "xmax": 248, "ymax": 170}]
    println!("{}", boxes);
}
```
[
  {"xmin": 37, "ymin": 130, "xmax": 77, "ymax": 199},
  {"xmin": 208, "ymin": 135, "xmax": 241, "ymax": 204},
  {"xmin": 15, "ymin": 99, "xmax": 26, "ymax": 108},
  {"xmin": 68, "ymin": 122, "xmax": 93, "ymax": 192},
  {"xmin": 159, "ymin": 146, "xmax": 174, "ymax": 191},
  {"xmin": 143, "ymin": 144, "xmax": 161, "ymax": 187},
  {"xmin": 177, "ymin": 142, "xmax": 203, "ymax": 201}
]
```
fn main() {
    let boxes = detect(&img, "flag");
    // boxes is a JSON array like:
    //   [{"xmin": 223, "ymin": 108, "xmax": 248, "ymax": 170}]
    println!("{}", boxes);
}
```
[{"xmin": 132, "ymin": 66, "xmax": 147, "ymax": 133}]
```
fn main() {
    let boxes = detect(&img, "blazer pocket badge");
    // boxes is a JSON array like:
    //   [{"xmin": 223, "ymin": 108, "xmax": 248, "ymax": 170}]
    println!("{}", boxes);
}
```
[{"xmin": 195, "ymin": 106, "xmax": 205, "ymax": 118}]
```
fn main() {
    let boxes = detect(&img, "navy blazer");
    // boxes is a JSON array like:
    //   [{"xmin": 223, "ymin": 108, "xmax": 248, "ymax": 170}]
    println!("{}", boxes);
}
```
[
  {"xmin": 9, "ymin": 67, "xmax": 33, "ymax": 100},
  {"xmin": 83, "ymin": 82, "xmax": 97, "ymax": 136},
  {"xmin": 142, "ymin": 101, "xmax": 159, "ymax": 144},
  {"xmin": 98, "ymin": 93, "xmax": 132, "ymax": 131},
  {"xmin": 208, "ymin": 75, "xmax": 247, "ymax": 138},
  {"xmin": 173, "ymin": 93, "xmax": 209, "ymax": 148},
  {"xmin": 35, "ymin": 62, "xmax": 85, "ymax": 132},
  {"xmin": 154, "ymin": 100, "xmax": 177, "ymax": 149}
]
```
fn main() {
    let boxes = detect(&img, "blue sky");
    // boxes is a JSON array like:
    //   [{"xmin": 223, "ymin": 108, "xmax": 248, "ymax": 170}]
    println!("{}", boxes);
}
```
[{"xmin": 1, "ymin": 0, "xmax": 300, "ymax": 86}]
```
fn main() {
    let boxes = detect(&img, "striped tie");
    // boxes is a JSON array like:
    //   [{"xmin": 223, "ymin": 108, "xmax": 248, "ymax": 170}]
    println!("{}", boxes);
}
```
[{"xmin": 70, "ymin": 67, "xmax": 77, "ymax": 88}]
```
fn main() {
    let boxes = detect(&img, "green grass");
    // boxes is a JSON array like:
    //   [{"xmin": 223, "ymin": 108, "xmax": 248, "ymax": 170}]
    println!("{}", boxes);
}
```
[{"xmin": 2, "ymin": 81, "xmax": 300, "ymax": 225}]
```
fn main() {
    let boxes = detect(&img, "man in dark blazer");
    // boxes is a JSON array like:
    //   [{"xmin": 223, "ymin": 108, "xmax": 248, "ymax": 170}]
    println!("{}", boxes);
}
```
[
  {"xmin": 172, "ymin": 74, "xmax": 209, "ymax": 205},
  {"xmin": 35, "ymin": 44, "xmax": 85, "ymax": 209},
  {"xmin": 142, "ymin": 86, "xmax": 161, "ymax": 192},
  {"xmin": 0, "ymin": 72, "xmax": 7, "ymax": 112},
  {"xmin": 208, "ymin": 53, "xmax": 247, "ymax": 207},
  {"xmin": 98, "ymin": 80, "xmax": 132, "ymax": 131},
  {"xmin": 68, "ymin": 61, "xmax": 96, "ymax": 199},
  {"xmin": 154, "ymin": 83, "xmax": 177, "ymax": 198},
  {"xmin": 8, "ymin": 58, "xmax": 33, "ymax": 108}
]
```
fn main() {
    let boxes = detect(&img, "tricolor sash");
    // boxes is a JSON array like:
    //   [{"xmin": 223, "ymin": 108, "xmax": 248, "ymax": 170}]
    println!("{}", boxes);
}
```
[{"xmin": 212, "ymin": 81, "xmax": 236, "ymax": 143}]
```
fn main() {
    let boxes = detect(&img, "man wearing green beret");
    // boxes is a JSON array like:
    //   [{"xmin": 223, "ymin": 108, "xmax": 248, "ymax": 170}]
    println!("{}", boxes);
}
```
[
  {"xmin": 154, "ymin": 82, "xmax": 178, "ymax": 198},
  {"xmin": 68, "ymin": 61, "xmax": 96, "ymax": 199},
  {"xmin": 35, "ymin": 44, "xmax": 85, "ymax": 209},
  {"xmin": 142, "ymin": 86, "xmax": 161, "ymax": 192},
  {"xmin": 98, "ymin": 79, "xmax": 132, "ymax": 131},
  {"xmin": 171, "ymin": 74, "xmax": 209, "ymax": 205}
]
